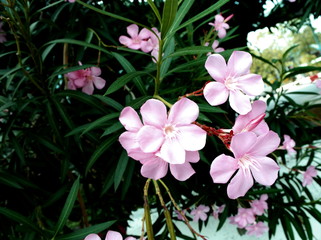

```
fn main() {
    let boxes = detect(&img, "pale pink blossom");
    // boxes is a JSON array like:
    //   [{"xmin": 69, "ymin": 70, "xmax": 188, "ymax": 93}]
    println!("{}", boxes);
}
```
[
  {"xmin": 84, "ymin": 230, "xmax": 136, "ymax": 240},
  {"xmin": 211, "ymin": 40, "xmax": 224, "ymax": 53},
  {"xmin": 232, "ymin": 100, "xmax": 269, "ymax": 136},
  {"xmin": 190, "ymin": 205, "xmax": 210, "ymax": 222},
  {"xmin": 212, "ymin": 204, "xmax": 225, "ymax": 219},
  {"xmin": 0, "ymin": 21, "xmax": 7, "ymax": 43},
  {"xmin": 210, "ymin": 131, "xmax": 280, "ymax": 199},
  {"xmin": 302, "ymin": 166, "xmax": 318, "ymax": 187},
  {"xmin": 66, "ymin": 64, "xmax": 106, "ymax": 95},
  {"xmin": 232, "ymin": 208, "xmax": 256, "ymax": 228},
  {"xmin": 175, "ymin": 209, "xmax": 186, "ymax": 220},
  {"xmin": 245, "ymin": 222, "xmax": 268, "ymax": 236},
  {"xmin": 250, "ymin": 194, "xmax": 268, "ymax": 216},
  {"xmin": 119, "ymin": 98, "xmax": 207, "ymax": 181},
  {"xmin": 208, "ymin": 14, "xmax": 232, "ymax": 39},
  {"xmin": 280, "ymin": 134, "xmax": 296, "ymax": 155},
  {"xmin": 65, "ymin": 0, "xmax": 75, "ymax": 2},
  {"xmin": 204, "ymin": 51, "xmax": 264, "ymax": 115},
  {"xmin": 119, "ymin": 24, "xmax": 151, "ymax": 50}
]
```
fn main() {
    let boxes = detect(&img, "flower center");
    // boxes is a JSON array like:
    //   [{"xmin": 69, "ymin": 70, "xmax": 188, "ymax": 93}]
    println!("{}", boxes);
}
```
[
  {"xmin": 225, "ymin": 76, "xmax": 238, "ymax": 91},
  {"xmin": 163, "ymin": 124, "xmax": 178, "ymax": 139},
  {"xmin": 238, "ymin": 154, "xmax": 258, "ymax": 170}
]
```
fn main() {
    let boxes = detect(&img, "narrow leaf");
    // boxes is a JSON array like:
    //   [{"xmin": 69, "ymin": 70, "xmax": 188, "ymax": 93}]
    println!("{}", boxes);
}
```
[
  {"xmin": 53, "ymin": 177, "xmax": 80, "ymax": 239},
  {"xmin": 161, "ymin": 0, "xmax": 178, "ymax": 38},
  {"xmin": 114, "ymin": 150, "xmax": 129, "ymax": 191},
  {"xmin": 147, "ymin": 0, "xmax": 162, "ymax": 24},
  {"xmin": 56, "ymin": 221, "xmax": 116, "ymax": 240}
]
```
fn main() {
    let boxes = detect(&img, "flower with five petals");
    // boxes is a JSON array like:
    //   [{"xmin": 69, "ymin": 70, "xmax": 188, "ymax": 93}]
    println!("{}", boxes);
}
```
[
  {"xmin": 210, "ymin": 131, "xmax": 280, "ymax": 199},
  {"xmin": 204, "ymin": 51, "xmax": 264, "ymax": 115}
]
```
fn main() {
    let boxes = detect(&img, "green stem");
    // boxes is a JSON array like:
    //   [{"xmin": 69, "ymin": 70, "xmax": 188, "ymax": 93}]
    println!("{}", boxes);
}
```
[
  {"xmin": 154, "ymin": 39, "xmax": 164, "ymax": 96},
  {"xmin": 143, "ymin": 179, "xmax": 154, "ymax": 240},
  {"xmin": 153, "ymin": 95, "xmax": 173, "ymax": 108},
  {"xmin": 153, "ymin": 180, "xmax": 176, "ymax": 240}
]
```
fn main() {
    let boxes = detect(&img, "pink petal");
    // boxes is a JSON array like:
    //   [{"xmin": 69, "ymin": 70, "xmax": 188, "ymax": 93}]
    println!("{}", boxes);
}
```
[
  {"xmin": 126, "ymin": 24, "xmax": 139, "ymax": 38},
  {"xmin": 160, "ymin": 138, "xmax": 185, "ymax": 164},
  {"xmin": 227, "ymin": 168, "xmax": 254, "ymax": 199},
  {"xmin": 85, "ymin": 234, "xmax": 101, "ymax": 240},
  {"xmin": 205, "ymin": 54, "xmax": 228, "ymax": 82},
  {"xmin": 119, "ymin": 107, "xmax": 143, "ymax": 131},
  {"xmin": 168, "ymin": 98, "xmax": 199, "ymax": 124},
  {"xmin": 217, "ymin": 28, "xmax": 227, "ymax": 39},
  {"xmin": 106, "ymin": 230, "xmax": 123, "ymax": 240},
  {"xmin": 170, "ymin": 162, "xmax": 195, "ymax": 181},
  {"xmin": 210, "ymin": 154, "xmax": 238, "ymax": 183},
  {"xmin": 237, "ymin": 74, "xmax": 264, "ymax": 96},
  {"xmin": 125, "ymin": 237, "xmax": 136, "ymax": 240},
  {"xmin": 141, "ymin": 157, "xmax": 168, "ymax": 180},
  {"xmin": 119, "ymin": 131, "xmax": 139, "ymax": 153},
  {"xmin": 119, "ymin": 36, "xmax": 133, "ymax": 46},
  {"xmin": 250, "ymin": 157, "xmax": 279, "ymax": 186},
  {"xmin": 249, "ymin": 131, "xmax": 280, "ymax": 156},
  {"xmin": 93, "ymin": 77, "xmax": 106, "ymax": 89},
  {"xmin": 215, "ymin": 14, "xmax": 224, "ymax": 23},
  {"xmin": 90, "ymin": 67, "xmax": 101, "ymax": 76},
  {"xmin": 203, "ymin": 82, "xmax": 229, "ymax": 106},
  {"xmin": 140, "ymin": 99, "xmax": 167, "ymax": 128},
  {"xmin": 177, "ymin": 125, "xmax": 207, "ymax": 151},
  {"xmin": 82, "ymin": 82, "xmax": 95, "ymax": 95},
  {"xmin": 186, "ymin": 151, "xmax": 200, "ymax": 163},
  {"xmin": 137, "ymin": 125, "xmax": 164, "ymax": 153},
  {"xmin": 227, "ymin": 51, "xmax": 252, "ymax": 77},
  {"xmin": 229, "ymin": 90, "xmax": 251, "ymax": 115},
  {"xmin": 140, "ymin": 40, "xmax": 154, "ymax": 53},
  {"xmin": 230, "ymin": 132, "xmax": 257, "ymax": 158},
  {"xmin": 138, "ymin": 28, "xmax": 152, "ymax": 39}
]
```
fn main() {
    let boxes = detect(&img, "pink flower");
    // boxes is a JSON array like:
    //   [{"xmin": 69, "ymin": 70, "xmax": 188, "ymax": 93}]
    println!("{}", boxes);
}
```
[
  {"xmin": 119, "ymin": 24, "xmax": 151, "ymax": 50},
  {"xmin": 190, "ymin": 205, "xmax": 210, "ymax": 221},
  {"xmin": 232, "ymin": 100, "xmax": 269, "ymax": 136},
  {"xmin": 0, "ymin": 21, "xmax": 7, "ymax": 43},
  {"xmin": 315, "ymin": 79, "xmax": 321, "ymax": 94},
  {"xmin": 204, "ymin": 51, "xmax": 264, "ymax": 115},
  {"xmin": 280, "ymin": 134, "xmax": 296, "ymax": 155},
  {"xmin": 210, "ymin": 131, "xmax": 280, "ymax": 199},
  {"xmin": 84, "ymin": 230, "xmax": 136, "ymax": 240},
  {"xmin": 232, "ymin": 208, "xmax": 256, "ymax": 228},
  {"xmin": 245, "ymin": 222, "xmax": 268, "ymax": 237},
  {"xmin": 208, "ymin": 14, "xmax": 232, "ymax": 39},
  {"xmin": 211, "ymin": 40, "xmax": 224, "ymax": 53},
  {"xmin": 119, "ymin": 98, "xmax": 207, "ymax": 181},
  {"xmin": 65, "ymin": 0, "xmax": 75, "ymax": 2},
  {"xmin": 302, "ymin": 166, "xmax": 318, "ymax": 187},
  {"xmin": 250, "ymin": 194, "xmax": 268, "ymax": 216},
  {"xmin": 66, "ymin": 65, "xmax": 106, "ymax": 95},
  {"xmin": 212, "ymin": 204, "xmax": 225, "ymax": 219}
]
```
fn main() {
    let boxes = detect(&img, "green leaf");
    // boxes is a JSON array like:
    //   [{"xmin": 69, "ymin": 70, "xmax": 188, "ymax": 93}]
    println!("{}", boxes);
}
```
[
  {"xmin": 55, "ymin": 90, "xmax": 108, "ymax": 113},
  {"xmin": 0, "ymin": 207, "xmax": 42, "ymax": 234},
  {"xmin": 173, "ymin": 0, "xmax": 229, "ymax": 32},
  {"xmin": 282, "ymin": 66, "xmax": 321, "ymax": 79},
  {"xmin": 52, "ymin": 177, "xmax": 80, "ymax": 239},
  {"xmin": 30, "ymin": 134, "xmax": 65, "ymax": 154},
  {"xmin": 161, "ymin": 0, "xmax": 178, "ymax": 39},
  {"xmin": 165, "ymin": 57, "xmax": 206, "ymax": 76},
  {"xmin": 164, "ymin": 46, "xmax": 212, "ymax": 59},
  {"xmin": 85, "ymin": 135, "xmax": 118, "ymax": 174},
  {"xmin": 147, "ymin": 0, "xmax": 162, "ymax": 24},
  {"xmin": 128, "ymin": 96, "xmax": 152, "ymax": 109},
  {"xmin": 168, "ymin": 0, "xmax": 195, "ymax": 34},
  {"xmin": 81, "ymin": 113, "xmax": 119, "ymax": 135},
  {"xmin": 105, "ymin": 71, "xmax": 148, "ymax": 95},
  {"xmin": 56, "ymin": 221, "xmax": 116, "ymax": 240},
  {"xmin": 114, "ymin": 150, "xmax": 129, "ymax": 191},
  {"xmin": 101, "ymin": 122, "xmax": 123, "ymax": 137},
  {"xmin": 0, "ymin": 175, "xmax": 23, "ymax": 189},
  {"xmin": 93, "ymin": 95, "xmax": 124, "ymax": 111},
  {"xmin": 160, "ymin": 37, "xmax": 175, "ymax": 79},
  {"xmin": 111, "ymin": 52, "xmax": 148, "ymax": 96},
  {"xmin": 76, "ymin": 0, "xmax": 149, "ymax": 29},
  {"xmin": 198, "ymin": 104, "xmax": 227, "ymax": 113}
]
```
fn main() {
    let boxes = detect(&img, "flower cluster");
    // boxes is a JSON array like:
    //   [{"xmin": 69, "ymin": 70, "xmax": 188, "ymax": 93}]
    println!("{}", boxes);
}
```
[
  {"xmin": 280, "ymin": 134, "xmax": 296, "ymax": 155},
  {"xmin": 119, "ymin": 24, "xmax": 160, "ymax": 62},
  {"xmin": 208, "ymin": 14, "xmax": 233, "ymax": 39},
  {"xmin": 66, "ymin": 64, "xmax": 106, "ymax": 95},
  {"xmin": 118, "ymin": 98, "xmax": 207, "ymax": 181},
  {"xmin": 178, "ymin": 204, "xmax": 225, "ymax": 222},
  {"xmin": 229, "ymin": 194, "xmax": 269, "ymax": 237}
]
